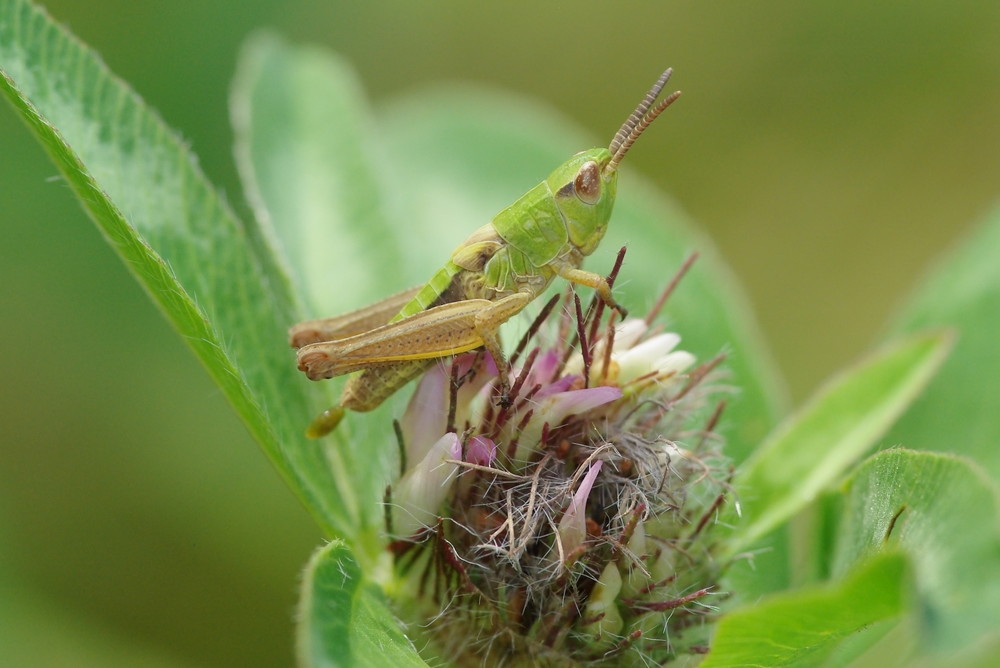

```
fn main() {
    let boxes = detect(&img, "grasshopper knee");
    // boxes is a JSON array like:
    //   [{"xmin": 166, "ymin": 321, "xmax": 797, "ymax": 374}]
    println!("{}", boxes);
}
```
[{"xmin": 298, "ymin": 349, "xmax": 335, "ymax": 380}]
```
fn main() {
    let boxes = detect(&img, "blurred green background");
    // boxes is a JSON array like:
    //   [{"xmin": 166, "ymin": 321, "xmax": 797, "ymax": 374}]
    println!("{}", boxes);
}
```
[{"xmin": 2, "ymin": 1, "xmax": 998, "ymax": 665}]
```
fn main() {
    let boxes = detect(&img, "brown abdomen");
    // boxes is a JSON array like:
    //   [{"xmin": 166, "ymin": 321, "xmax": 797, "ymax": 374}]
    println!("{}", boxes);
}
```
[{"xmin": 339, "ymin": 359, "xmax": 436, "ymax": 412}]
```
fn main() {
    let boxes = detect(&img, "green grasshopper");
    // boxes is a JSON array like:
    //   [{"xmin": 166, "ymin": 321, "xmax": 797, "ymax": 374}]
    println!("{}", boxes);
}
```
[{"xmin": 291, "ymin": 68, "xmax": 681, "ymax": 437}]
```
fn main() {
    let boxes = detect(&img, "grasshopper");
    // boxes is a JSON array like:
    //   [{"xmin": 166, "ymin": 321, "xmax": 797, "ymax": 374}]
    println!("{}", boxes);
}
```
[{"xmin": 291, "ymin": 68, "xmax": 681, "ymax": 437}]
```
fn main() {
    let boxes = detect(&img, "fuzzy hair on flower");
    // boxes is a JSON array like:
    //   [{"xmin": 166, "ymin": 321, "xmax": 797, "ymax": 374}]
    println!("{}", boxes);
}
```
[{"xmin": 387, "ymin": 251, "xmax": 732, "ymax": 666}]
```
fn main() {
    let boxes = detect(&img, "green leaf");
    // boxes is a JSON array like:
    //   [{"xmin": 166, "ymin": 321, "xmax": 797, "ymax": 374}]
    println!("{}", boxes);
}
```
[
  {"xmin": 231, "ymin": 33, "xmax": 407, "ymax": 316},
  {"xmin": 703, "ymin": 552, "xmax": 909, "ymax": 667},
  {"xmin": 297, "ymin": 541, "xmax": 427, "ymax": 668},
  {"xmin": 834, "ymin": 449, "xmax": 1000, "ymax": 655},
  {"xmin": 376, "ymin": 86, "xmax": 786, "ymax": 462},
  {"xmin": 230, "ymin": 33, "xmax": 411, "ymax": 547},
  {"xmin": 723, "ymin": 330, "xmax": 953, "ymax": 558},
  {"xmin": 0, "ymin": 0, "xmax": 361, "ymax": 541},
  {"xmin": 885, "ymin": 204, "xmax": 1000, "ymax": 479}
]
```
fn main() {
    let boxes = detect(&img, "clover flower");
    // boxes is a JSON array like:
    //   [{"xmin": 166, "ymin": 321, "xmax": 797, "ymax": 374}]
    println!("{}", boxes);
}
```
[{"xmin": 388, "ymin": 254, "xmax": 731, "ymax": 666}]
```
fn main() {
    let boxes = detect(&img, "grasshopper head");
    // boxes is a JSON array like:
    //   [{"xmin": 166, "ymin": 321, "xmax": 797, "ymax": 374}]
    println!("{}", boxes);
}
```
[
  {"xmin": 547, "ymin": 148, "xmax": 617, "ymax": 256},
  {"xmin": 549, "ymin": 68, "xmax": 680, "ymax": 257}
]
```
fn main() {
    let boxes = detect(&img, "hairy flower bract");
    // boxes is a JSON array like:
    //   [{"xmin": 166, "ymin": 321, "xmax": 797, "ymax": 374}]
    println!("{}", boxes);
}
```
[{"xmin": 387, "ymin": 255, "xmax": 732, "ymax": 666}]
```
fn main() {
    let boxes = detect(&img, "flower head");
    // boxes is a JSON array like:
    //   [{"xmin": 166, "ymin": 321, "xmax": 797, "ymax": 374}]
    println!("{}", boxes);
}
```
[{"xmin": 388, "ymin": 254, "xmax": 731, "ymax": 665}]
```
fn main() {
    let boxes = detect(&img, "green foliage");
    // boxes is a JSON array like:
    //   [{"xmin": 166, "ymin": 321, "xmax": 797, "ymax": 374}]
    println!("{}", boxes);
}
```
[
  {"xmin": 0, "ymin": 0, "xmax": 365, "ymax": 547},
  {"xmin": 886, "ymin": 205, "xmax": 1000, "ymax": 478},
  {"xmin": 298, "ymin": 542, "xmax": 426, "ymax": 668},
  {"xmin": 835, "ymin": 450, "xmax": 1000, "ymax": 656},
  {"xmin": 723, "ymin": 330, "xmax": 953, "ymax": 557},
  {"xmin": 231, "ymin": 33, "xmax": 407, "ymax": 318},
  {"xmin": 704, "ymin": 552, "xmax": 910, "ymax": 667}
]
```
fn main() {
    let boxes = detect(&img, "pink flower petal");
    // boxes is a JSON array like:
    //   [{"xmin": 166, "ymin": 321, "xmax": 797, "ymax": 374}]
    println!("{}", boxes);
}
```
[
  {"xmin": 558, "ymin": 460, "xmax": 604, "ymax": 557},
  {"xmin": 529, "ymin": 350, "xmax": 561, "ymax": 384},
  {"xmin": 509, "ymin": 386, "xmax": 622, "ymax": 462},
  {"xmin": 465, "ymin": 435, "xmax": 496, "ymax": 466},
  {"xmin": 543, "ymin": 385, "xmax": 622, "ymax": 425},
  {"xmin": 534, "ymin": 373, "xmax": 579, "ymax": 399}
]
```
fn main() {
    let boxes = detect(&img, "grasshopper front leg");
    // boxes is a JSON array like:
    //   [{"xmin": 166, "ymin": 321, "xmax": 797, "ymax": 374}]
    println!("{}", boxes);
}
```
[{"xmin": 550, "ymin": 257, "xmax": 628, "ymax": 318}]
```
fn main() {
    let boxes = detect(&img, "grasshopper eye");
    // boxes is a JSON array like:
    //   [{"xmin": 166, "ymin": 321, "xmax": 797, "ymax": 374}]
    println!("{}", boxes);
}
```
[{"xmin": 573, "ymin": 160, "xmax": 602, "ymax": 205}]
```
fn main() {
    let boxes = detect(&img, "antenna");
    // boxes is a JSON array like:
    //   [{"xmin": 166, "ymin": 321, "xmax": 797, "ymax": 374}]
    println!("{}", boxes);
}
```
[{"xmin": 606, "ymin": 68, "xmax": 681, "ymax": 174}]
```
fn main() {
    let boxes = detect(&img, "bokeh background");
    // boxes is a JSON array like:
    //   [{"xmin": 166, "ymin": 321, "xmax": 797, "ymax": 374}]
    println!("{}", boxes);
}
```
[{"xmin": 2, "ymin": 1, "xmax": 998, "ymax": 665}]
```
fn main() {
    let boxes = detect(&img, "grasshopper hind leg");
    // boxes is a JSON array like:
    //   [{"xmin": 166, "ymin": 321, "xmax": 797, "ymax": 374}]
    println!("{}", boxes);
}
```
[{"xmin": 299, "ymin": 290, "xmax": 537, "ymax": 437}]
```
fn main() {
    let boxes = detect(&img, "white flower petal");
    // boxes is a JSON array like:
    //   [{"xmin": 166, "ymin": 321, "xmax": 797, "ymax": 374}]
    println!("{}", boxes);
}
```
[
  {"xmin": 392, "ymin": 433, "xmax": 462, "ymax": 538},
  {"xmin": 655, "ymin": 350, "xmax": 696, "ymax": 377},
  {"xmin": 399, "ymin": 364, "xmax": 450, "ymax": 466},
  {"xmin": 617, "ymin": 332, "xmax": 682, "ymax": 383},
  {"xmin": 513, "ymin": 386, "xmax": 621, "ymax": 458},
  {"xmin": 563, "ymin": 319, "xmax": 649, "ymax": 377},
  {"xmin": 610, "ymin": 318, "xmax": 650, "ymax": 350}
]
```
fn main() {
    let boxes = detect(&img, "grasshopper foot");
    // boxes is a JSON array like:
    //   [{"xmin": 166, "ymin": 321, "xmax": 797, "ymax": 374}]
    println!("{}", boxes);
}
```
[{"xmin": 493, "ymin": 380, "xmax": 513, "ymax": 409}]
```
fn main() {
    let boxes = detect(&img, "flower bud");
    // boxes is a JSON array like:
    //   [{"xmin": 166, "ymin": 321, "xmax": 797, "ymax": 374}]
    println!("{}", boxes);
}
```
[{"xmin": 388, "ymin": 264, "xmax": 730, "ymax": 665}]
